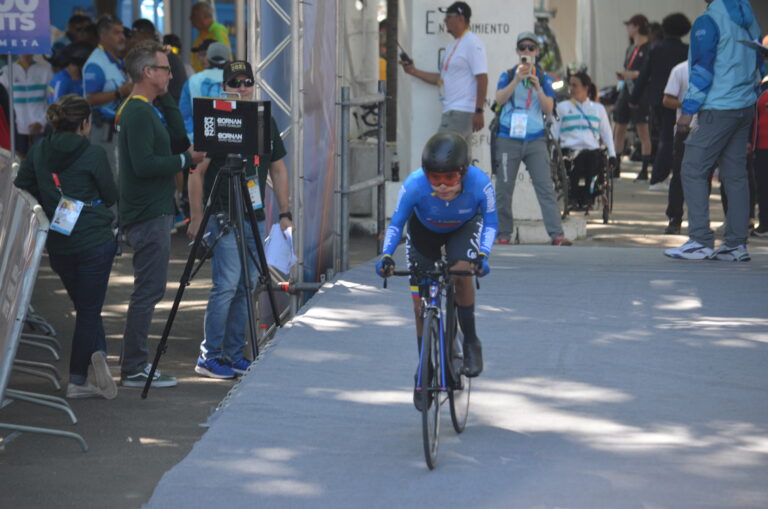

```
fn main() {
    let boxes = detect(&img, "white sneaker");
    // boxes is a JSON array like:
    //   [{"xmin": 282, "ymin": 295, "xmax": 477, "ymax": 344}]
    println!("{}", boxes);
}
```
[
  {"xmin": 648, "ymin": 182, "xmax": 669, "ymax": 191},
  {"xmin": 90, "ymin": 351, "xmax": 118, "ymax": 400},
  {"xmin": 710, "ymin": 244, "xmax": 750, "ymax": 262},
  {"xmin": 66, "ymin": 382, "xmax": 105, "ymax": 399},
  {"xmin": 664, "ymin": 239, "xmax": 714, "ymax": 260}
]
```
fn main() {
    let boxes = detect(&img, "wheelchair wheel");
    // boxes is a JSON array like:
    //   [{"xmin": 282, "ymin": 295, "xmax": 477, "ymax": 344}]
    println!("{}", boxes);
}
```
[
  {"xmin": 549, "ymin": 139, "xmax": 570, "ymax": 218},
  {"xmin": 602, "ymin": 169, "xmax": 614, "ymax": 224}
]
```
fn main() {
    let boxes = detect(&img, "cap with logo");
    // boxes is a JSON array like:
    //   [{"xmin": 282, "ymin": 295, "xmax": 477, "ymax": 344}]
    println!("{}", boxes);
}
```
[
  {"xmin": 223, "ymin": 60, "xmax": 255, "ymax": 83},
  {"xmin": 438, "ymin": 2, "xmax": 471, "ymax": 19}
]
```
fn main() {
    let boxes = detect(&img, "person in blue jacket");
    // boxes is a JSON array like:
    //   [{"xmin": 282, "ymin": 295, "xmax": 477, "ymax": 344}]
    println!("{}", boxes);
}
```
[
  {"xmin": 48, "ymin": 42, "xmax": 94, "ymax": 104},
  {"xmin": 665, "ymin": 0, "xmax": 763, "ymax": 262},
  {"xmin": 376, "ymin": 131, "xmax": 497, "ymax": 407}
]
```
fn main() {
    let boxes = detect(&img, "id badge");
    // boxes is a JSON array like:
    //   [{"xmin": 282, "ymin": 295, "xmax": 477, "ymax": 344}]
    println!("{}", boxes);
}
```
[
  {"xmin": 510, "ymin": 112, "xmax": 528, "ymax": 139},
  {"xmin": 247, "ymin": 177, "xmax": 263, "ymax": 210},
  {"xmin": 438, "ymin": 78, "xmax": 445, "ymax": 102},
  {"xmin": 50, "ymin": 196, "xmax": 85, "ymax": 236}
]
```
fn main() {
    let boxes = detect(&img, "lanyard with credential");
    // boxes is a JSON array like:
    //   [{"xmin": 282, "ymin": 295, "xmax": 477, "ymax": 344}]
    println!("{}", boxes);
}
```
[
  {"xmin": 51, "ymin": 173, "xmax": 102, "ymax": 206},
  {"xmin": 442, "ymin": 29, "xmax": 469, "ymax": 72},
  {"xmin": 114, "ymin": 94, "xmax": 167, "ymax": 129},
  {"xmin": 626, "ymin": 42, "xmax": 646, "ymax": 70}
]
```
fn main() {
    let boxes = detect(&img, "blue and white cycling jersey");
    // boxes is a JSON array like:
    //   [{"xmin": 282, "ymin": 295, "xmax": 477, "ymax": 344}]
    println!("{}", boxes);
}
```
[{"xmin": 382, "ymin": 165, "xmax": 498, "ymax": 257}]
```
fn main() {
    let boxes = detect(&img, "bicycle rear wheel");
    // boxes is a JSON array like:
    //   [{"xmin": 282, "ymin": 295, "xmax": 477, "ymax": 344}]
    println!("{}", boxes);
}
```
[
  {"xmin": 445, "ymin": 292, "xmax": 470, "ymax": 433},
  {"xmin": 420, "ymin": 309, "xmax": 441, "ymax": 469}
]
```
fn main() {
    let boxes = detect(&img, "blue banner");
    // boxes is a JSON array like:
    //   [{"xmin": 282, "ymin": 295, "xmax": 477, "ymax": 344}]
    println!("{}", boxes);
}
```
[{"xmin": 0, "ymin": 0, "xmax": 51, "ymax": 55}]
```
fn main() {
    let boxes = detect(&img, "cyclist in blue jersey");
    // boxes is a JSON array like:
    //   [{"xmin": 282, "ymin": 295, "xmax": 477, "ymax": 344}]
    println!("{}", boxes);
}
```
[{"xmin": 376, "ymin": 131, "xmax": 497, "ymax": 386}]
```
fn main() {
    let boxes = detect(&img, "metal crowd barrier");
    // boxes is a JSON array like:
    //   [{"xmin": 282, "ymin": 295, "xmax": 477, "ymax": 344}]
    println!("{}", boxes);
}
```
[
  {"xmin": 338, "ymin": 81, "xmax": 387, "ymax": 272},
  {"xmin": 0, "ymin": 149, "xmax": 87, "ymax": 451}
]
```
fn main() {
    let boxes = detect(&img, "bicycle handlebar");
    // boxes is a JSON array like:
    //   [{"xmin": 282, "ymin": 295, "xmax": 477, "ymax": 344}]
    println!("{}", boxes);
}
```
[{"xmin": 383, "ymin": 268, "xmax": 477, "ymax": 289}]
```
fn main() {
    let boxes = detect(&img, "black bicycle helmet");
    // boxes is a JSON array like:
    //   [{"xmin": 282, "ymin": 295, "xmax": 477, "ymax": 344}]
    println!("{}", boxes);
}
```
[{"xmin": 421, "ymin": 131, "xmax": 469, "ymax": 175}]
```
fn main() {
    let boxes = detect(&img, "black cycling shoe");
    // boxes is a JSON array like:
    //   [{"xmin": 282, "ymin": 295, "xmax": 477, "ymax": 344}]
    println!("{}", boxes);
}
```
[{"xmin": 462, "ymin": 339, "xmax": 483, "ymax": 377}]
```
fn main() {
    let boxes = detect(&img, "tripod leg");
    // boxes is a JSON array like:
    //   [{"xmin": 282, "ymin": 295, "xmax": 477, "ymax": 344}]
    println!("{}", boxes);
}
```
[
  {"xmin": 239, "ymin": 175, "xmax": 282, "ymax": 328},
  {"xmin": 141, "ymin": 171, "xmax": 224, "ymax": 399},
  {"xmin": 229, "ymin": 175, "xmax": 261, "ymax": 360}
]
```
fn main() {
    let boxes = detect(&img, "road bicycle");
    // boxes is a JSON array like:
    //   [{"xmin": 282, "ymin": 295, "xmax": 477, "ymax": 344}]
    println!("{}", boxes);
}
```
[{"xmin": 386, "ymin": 260, "xmax": 475, "ymax": 469}]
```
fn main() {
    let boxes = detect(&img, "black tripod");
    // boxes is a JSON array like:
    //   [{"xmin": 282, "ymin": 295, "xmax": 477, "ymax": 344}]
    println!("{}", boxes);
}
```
[{"xmin": 142, "ymin": 154, "xmax": 281, "ymax": 398}]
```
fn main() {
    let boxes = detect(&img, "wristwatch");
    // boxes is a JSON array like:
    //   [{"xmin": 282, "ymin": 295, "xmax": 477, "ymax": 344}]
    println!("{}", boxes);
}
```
[
  {"xmin": 279, "ymin": 211, "xmax": 293, "ymax": 221},
  {"xmin": 475, "ymin": 108, "xmax": 483, "ymax": 114}
]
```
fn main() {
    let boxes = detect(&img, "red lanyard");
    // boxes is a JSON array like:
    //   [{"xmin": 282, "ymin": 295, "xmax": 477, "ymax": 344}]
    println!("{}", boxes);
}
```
[
  {"xmin": 524, "ymin": 87, "xmax": 534, "ymax": 110},
  {"xmin": 52, "ymin": 173, "xmax": 63, "ymax": 194},
  {"xmin": 626, "ymin": 42, "xmax": 646, "ymax": 70},
  {"xmin": 443, "ymin": 30, "xmax": 469, "ymax": 72}
]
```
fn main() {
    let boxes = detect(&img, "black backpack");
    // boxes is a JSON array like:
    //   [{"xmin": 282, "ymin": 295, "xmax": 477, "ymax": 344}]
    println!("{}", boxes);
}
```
[{"xmin": 489, "ymin": 68, "xmax": 515, "ymax": 137}]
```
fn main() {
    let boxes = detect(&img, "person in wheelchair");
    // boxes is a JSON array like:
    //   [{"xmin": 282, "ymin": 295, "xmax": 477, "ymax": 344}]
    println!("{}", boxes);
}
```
[
  {"xmin": 553, "ymin": 71, "xmax": 617, "ymax": 210},
  {"xmin": 375, "ymin": 131, "xmax": 497, "ymax": 394}
]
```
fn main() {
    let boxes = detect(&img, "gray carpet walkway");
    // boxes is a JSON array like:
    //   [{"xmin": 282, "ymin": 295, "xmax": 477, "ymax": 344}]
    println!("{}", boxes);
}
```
[{"xmin": 146, "ymin": 246, "xmax": 768, "ymax": 509}]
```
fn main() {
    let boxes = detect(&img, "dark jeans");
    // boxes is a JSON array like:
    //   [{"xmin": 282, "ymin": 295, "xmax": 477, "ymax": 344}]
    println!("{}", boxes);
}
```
[
  {"xmin": 48, "ymin": 238, "xmax": 117, "ymax": 384},
  {"xmin": 756, "ymin": 149, "xmax": 768, "ymax": 226},
  {"xmin": 651, "ymin": 106, "xmax": 675, "ymax": 184}
]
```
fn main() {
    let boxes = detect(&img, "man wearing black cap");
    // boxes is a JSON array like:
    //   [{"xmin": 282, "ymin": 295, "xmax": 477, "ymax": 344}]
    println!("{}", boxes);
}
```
[
  {"xmin": 187, "ymin": 60, "xmax": 293, "ymax": 379},
  {"xmin": 400, "ymin": 2, "xmax": 488, "ymax": 150}
]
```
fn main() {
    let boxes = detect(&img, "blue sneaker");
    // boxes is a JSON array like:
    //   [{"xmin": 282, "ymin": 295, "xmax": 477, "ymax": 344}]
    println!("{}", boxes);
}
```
[
  {"xmin": 230, "ymin": 358, "xmax": 252, "ymax": 375},
  {"xmin": 195, "ymin": 357, "xmax": 236, "ymax": 379}
]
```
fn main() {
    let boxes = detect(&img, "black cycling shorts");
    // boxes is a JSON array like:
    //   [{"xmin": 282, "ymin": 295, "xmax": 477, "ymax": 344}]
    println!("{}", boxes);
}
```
[
  {"xmin": 405, "ymin": 213, "xmax": 482, "ymax": 280},
  {"xmin": 613, "ymin": 86, "xmax": 649, "ymax": 125}
]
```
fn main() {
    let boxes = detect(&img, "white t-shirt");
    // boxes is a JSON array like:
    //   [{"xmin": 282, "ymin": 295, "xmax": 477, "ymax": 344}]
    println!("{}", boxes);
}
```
[
  {"xmin": 439, "ymin": 31, "xmax": 488, "ymax": 113},
  {"xmin": 664, "ymin": 60, "xmax": 697, "ymax": 129}
]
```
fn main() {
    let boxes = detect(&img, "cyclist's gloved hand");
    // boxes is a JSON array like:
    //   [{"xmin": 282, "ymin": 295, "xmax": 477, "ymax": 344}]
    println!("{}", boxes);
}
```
[
  {"xmin": 474, "ymin": 253, "xmax": 490, "ymax": 278},
  {"xmin": 608, "ymin": 156, "xmax": 618, "ymax": 169},
  {"xmin": 376, "ymin": 254, "xmax": 395, "ymax": 277}
]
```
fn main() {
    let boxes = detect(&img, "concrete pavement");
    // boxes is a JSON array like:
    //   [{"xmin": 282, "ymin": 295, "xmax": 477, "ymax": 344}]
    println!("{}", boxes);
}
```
[{"xmin": 146, "ymin": 246, "xmax": 768, "ymax": 508}]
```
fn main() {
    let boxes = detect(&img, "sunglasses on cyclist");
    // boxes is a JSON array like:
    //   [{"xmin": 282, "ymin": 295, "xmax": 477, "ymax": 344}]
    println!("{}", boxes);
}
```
[
  {"xmin": 426, "ymin": 170, "xmax": 462, "ymax": 187},
  {"xmin": 517, "ymin": 44, "xmax": 537, "ymax": 52},
  {"xmin": 227, "ymin": 78, "xmax": 255, "ymax": 88}
]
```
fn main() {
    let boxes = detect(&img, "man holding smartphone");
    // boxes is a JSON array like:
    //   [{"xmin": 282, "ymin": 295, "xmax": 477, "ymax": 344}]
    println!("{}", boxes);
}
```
[
  {"xmin": 399, "ymin": 2, "xmax": 488, "ymax": 152},
  {"xmin": 491, "ymin": 32, "xmax": 571, "ymax": 247}
]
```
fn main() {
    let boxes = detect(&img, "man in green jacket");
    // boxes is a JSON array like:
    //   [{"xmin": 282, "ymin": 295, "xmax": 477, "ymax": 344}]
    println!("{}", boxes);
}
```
[{"xmin": 117, "ymin": 40, "xmax": 204, "ymax": 388}]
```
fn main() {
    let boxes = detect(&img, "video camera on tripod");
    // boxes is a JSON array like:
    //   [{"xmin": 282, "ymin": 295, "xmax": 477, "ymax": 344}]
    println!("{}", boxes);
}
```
[{"xmin": 142, "ymin": 96, "xmax": 282, "ymax": 399}]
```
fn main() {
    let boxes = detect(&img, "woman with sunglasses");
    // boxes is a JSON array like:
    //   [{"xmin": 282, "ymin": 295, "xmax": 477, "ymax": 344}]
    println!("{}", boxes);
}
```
[
  {"xmin": 376, "ymin": 131, "xmax": 497, "ymax": 397},
  {"xmin": 552, "ymin": 72, "xmax": 617, "ymax": 210},
  {"xmin": 493, "ymin": 31, "xmax": 571, "ymax": 246}
]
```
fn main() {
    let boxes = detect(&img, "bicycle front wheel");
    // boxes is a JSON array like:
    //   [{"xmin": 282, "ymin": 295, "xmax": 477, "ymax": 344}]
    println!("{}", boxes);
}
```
[
  {"xmin": 445, "ymin": 290, "xmax": 470, "ymax": 433},
  {"xmin": 420, "ymin": 309, "xmax": 441, "ymax": 469}
]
